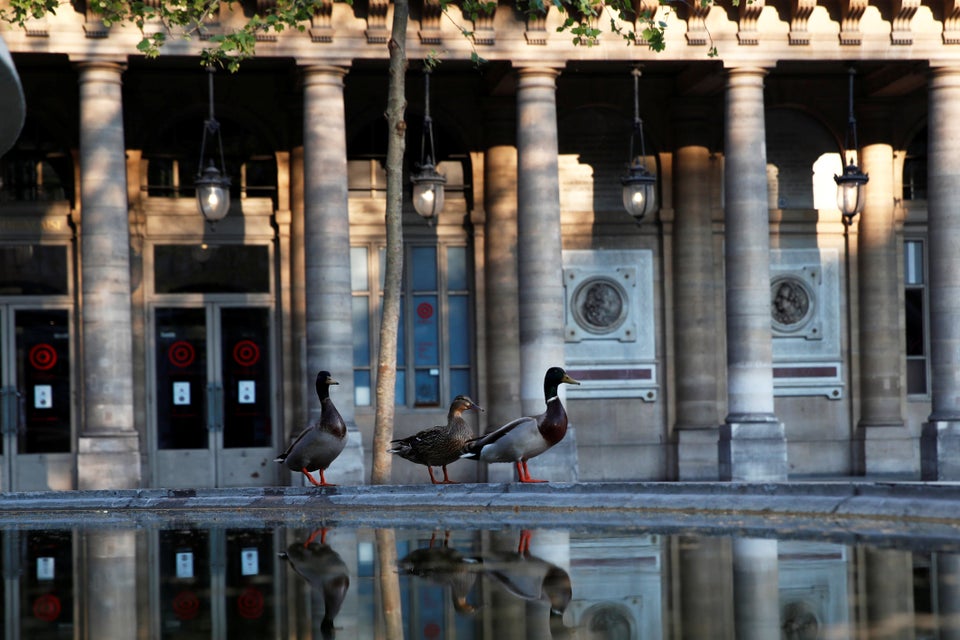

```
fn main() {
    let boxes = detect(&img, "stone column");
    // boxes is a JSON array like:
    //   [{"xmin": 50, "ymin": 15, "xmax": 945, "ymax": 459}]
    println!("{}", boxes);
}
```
[
  {"xmin": 719, "ymin": 67, "xmax": 787, "ymax": 481},
  {"xmin": 301, "ymin": 65, "xmax": 364, "ymax": 484},
  {"xmin": 673, "ymin": 103, "xmax": 722, "ymax": 480},
  {"xmin": 677, "ymin": 536, "xmax": 734, "ymax": 639},
  {"xmin": 856, "ymin": 127, "xmax": 912, "ymax": 476},
  {"xmin": 515, "ymin": 66, "xmax": 576, "ymax": 481},
  {"xmin": 922, "ymin": 67, "xmax": 960, "ymax": 480},
  {"xmin": 84, "ymin": 531, "xmax": 137, "ymax": 638},
  {"xmin": 732, "ymin": 538, "xmax": 780, "ymax": 640},
  {"xmin": 862, "ymin": 548, "xmax": 915, "ymax": 639},
  {"xmin": 483, "ymin": 100, "xmax": 523, "ymax": 483},
  {"xmin": 74, "ymin": 59, "xmax": 141, "ymax": 489}
]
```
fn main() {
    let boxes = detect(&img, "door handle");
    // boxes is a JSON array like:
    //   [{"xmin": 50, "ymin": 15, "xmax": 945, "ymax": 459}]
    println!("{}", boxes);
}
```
[{"xmin": 206, "ymin": 383, "xmax": 224, "ymax": 432}]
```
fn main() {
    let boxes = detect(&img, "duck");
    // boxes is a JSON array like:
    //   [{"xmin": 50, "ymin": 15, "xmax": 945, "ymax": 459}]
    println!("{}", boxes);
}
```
[
  {"xmin": 275, "ymin": 370, "xmax": 346, "ymax": 487},
  {"xmin": 461, "ymin": 367, "xmax": 580, "ymax": 483},
  {"xmin": 279, "ymin": 527, "xmax": 350, "ymax": 639},
  {"xmin": 388, "ymin": 395, "xmax": 484, "ymax": 484},
  {"xmin": 398, "ymin": 531, "xmax": 482, "ymax": 614}
]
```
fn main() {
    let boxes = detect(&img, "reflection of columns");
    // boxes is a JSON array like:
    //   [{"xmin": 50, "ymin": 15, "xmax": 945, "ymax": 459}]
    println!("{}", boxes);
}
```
[
  {"xmin": 862, "ymin": 548, "xmax": 915, "ymax": 640},
  {"xmin": 301, "ymin": 65, "xmax": 364, "ymax": 484},
  {"xmin": 856, "ymin": 131, "xmax": 911, "ymax": 475},
  {"xmin": 483, "ymin": 101, "xmax": 523, "ymax": 482},
  {"xmin": 922, "ymin": 67, "xmax": 960, "ymax": 480},
  {"xmin": 677, "ymin": 536, "xmax": 734, "ymax": 639},
  {"xmin": 732, "ymin": 538, "xmax": 780, "ymax": 640},
  {"xmin": 673, "ymin": 104, "xmax": 722, "ymax": 480},
  {"xmin": 74, "ymin": 59, "xmax": 141, "ymax": 489},
  {"xmin": 720, "ymin": 67, "xmax": 787, "ymax": 481},
  {"xmin": 936, "ymin": 553, "xmax": 960, "ymax": 639},
  {"xmin": 85, "ymin": 531, "xmax": 138, "ymax": 638},
  {"xmin": 515, "ymin": 67, "xmax": 576, "ymax": 481}
]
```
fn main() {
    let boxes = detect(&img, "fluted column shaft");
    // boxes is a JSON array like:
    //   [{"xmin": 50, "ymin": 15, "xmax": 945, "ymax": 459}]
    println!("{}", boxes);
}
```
[
  {"xmin": 921, "ymin": 67, "xmax": 960, "ymax": 479},
  {"xmin": 75, "ymin": 59, "xmax": 140, "ymax": 489},
  {"xmin": 301, "ymin": 65, "xmax": 363, "ymax": 483},
  {"xmin": 720, "ymin": 67, "xmax": 786, "ymax": 481}
]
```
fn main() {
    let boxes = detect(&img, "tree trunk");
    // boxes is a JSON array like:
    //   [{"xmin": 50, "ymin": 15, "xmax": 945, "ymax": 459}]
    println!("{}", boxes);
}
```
[{"xmin": 370, "ymin": 0, "xmax": 408, "ymax": 484}]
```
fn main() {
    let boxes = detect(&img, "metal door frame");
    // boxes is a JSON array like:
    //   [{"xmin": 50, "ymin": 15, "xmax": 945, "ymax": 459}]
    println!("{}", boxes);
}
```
[
  {"xmin": 147, "ymin": 299, "xmax": 279, "ymax": 488},
  {"xmin": 0, "ymin": 303, "xmax": 76, "ymax": 492}
]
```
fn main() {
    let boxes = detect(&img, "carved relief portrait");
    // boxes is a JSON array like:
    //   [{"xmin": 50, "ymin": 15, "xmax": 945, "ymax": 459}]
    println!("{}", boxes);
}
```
[
  {"xmin": 771, "ymin": 276, "xmax": 813, "ymax": 331},
  {"xmin": 573, "ymin": 277, "xmax": 627, "ymax": 334}
]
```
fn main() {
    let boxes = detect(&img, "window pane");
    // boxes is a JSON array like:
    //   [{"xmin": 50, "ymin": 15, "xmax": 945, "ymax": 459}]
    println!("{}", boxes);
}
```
[
  {"xmin": 354, "ymin": 370, "xmax": 371, "ymax": 406},
  {"xmin": 351, "ymin": 247, "xmax": 369, "ymax": 292},
  {"xmin": 155, "ymin": 245, "xmax": 270, "ymax": 293},
  {"xmin": 905, "ymin": 288, "xmax": 924, "ymax": 357},
  {"xmin": 352, "ymin": 296, "xmax": 370, "ymax": 365},
  {"xmin": 412, "ymin": 247, "xmax": 437, "ymax": 291},
  {"xmin": 448, "ymin": 295, "xmax": 470, "ymax": 366},
  {"xmin": 413, "ymin": 295, "xmax": 439, "ymax": 366},
  {"xmin": 397, "ymin": 297, "xmax": 406, "ymax": 365},
  {"xmin": 395, "ymin": 369, "xmax": 406, "ymax": 405},
  {"xmin": 904, "ymin": 241, "xmax": 924, "ymax": 285},
  {"xmin": 414, "ymin": 369, "xmax": 440, "ymax": 406},
  {"xmin": 0, "ymin": 245, "xmax": 68, "ymax": 295},
  {"xmin": 907, "ymin": 358, "xmax": 927, "ymax": 395},
  {"xmin": 450, "ymin": 368, "xmax": 471, "ymax": 400},
  {"xmin": 447, "ymin": 246, "xmax": 467, "ymax": 290}
]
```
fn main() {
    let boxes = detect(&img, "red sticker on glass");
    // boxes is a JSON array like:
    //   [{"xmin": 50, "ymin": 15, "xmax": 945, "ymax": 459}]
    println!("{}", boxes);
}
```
[
  {"xmin": 33, "ymin": 593, "xmax": 61, "ymax": 622},
  {"xmin": 28, "ymin": 344, "xmax": 58, "ymax": 371},
  {"xmin": 237, "ymin": 586, "xmax": 264, "ymax": 619},
  {"xmin": 417, "ymin": 302, "xmax": 434, "ymax": 320},
  {"xmin": 172, "ymin": 590, "xmax": 200, "ymax": 620},
  {"xmin": 168, "ymin": 341, "xmax": 196, "ymax": 368},
  {"xmin": 233, "ymin": 340, "xmax": 260, "ymax": 367}
]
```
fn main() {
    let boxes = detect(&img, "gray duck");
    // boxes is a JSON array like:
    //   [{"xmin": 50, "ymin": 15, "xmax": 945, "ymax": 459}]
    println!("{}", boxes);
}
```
[
  {"xmin": 388, "ymin": 395, "xmax": 483, "ymax": 484},
  {"xmin": 461, "ymin": 367, "xmax": 580, "ymax": 482},
  {"xmin": 279, "ymin": 527, "xmax": 349, "ymax": 639},
  {"xmin": 275, "ymin": 370, "xmax": 346, "ymax": 486}
]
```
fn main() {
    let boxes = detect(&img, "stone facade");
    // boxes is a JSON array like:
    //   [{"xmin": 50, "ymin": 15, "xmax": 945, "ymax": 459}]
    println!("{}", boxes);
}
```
[{"xmin": 0, "ymin": 0, "xmax": 952, "ymax": 487}]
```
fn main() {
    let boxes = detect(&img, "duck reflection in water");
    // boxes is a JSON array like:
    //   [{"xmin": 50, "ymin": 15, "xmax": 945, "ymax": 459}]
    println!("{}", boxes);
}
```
[
  {"xmin": 279, "ymin": 527, "xmax": 350, "ymax": 639},
  {"xmin": 398, "ymin": 530, "xmax": 482, "ymax": 614},
  {"xmin": 478, "ymin": 529, "xmax": 575, "ymax": 639}
]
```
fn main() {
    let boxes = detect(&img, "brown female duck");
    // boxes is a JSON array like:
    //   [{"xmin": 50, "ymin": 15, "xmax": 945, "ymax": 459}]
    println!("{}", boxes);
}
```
[
  {"xmin": 275, "ymin": 370, "xmax": 346, "ymax": 486},
  {"xmin": 388, "ymin": 395, "xmax": 484, "ymax": 484},
  {"xmin": 461, "ymin": 367, "xmax": 580, "ymax": 482}
]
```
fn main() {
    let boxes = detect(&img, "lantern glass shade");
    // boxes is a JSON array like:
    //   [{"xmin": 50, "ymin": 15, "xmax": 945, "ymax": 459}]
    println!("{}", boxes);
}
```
[
  {"xmin": 411, "ymin": 165, "xmax": 446, "ymax": 221},
  {"xmin": 834, "ymin": 162, "xmax": 868, "ymax": 221},
  {"xmin": 196, "ymin": 163, "xmax": 231, "ymax": 223},
  {"xmin": 621, "ymin": 165, "xmax": 658, "ymax": 221}
]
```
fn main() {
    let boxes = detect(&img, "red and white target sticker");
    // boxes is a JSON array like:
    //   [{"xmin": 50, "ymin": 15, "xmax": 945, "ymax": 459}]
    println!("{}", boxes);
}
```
[
  {"xmin": 168, "ymin": 341, "xmax": 196, "ymax": 368},
  {"xmin": 29, "ymin": 344, "xmax": 58, "ymax": 371},
  {"xmin": 232, "ymin": 340, "xmax": 260, "ymax": 367},
  {"xmin": 172, "ymin": 590, "xmax": 200, "ymax": 621},
  {"xmin": 417, "ymin": 302, "xmax": 434, "ymax": 320},
  {"xmin": 237, "ymin": 586, "xmax": 264, "ymax": 619},
  {"xmin": 33, "ymin": 593, "xmax": 61, "ymax": 622}
]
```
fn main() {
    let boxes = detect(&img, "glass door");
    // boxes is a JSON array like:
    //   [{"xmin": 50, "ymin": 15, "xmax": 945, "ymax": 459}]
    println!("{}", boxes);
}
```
[
  {"xmin": 0, "ymin": 306, "xmax": 74, "ymax": 491},
  {"xmin": 151, "ymin": 304, "xmax": 276, "ymax": 488}
]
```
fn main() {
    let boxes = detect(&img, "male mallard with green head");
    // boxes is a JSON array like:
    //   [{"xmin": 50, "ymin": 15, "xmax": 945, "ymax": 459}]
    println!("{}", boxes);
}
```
[
  {"xmin": 461, "ymin": 367, "xmax": 580, "ymax": 483},
  {"xmin": 388, "ymin": 395, "xmax": 484, "ymax": 484},
  {"xmin": 275, "ymin": 370, "xmax": 346, "ymax": 486}
]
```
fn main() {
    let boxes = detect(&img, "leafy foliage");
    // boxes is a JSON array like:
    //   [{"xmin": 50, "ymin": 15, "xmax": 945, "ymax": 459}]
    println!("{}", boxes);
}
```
[{"xmin": 1, "ymin": 0, "xmax": 715, "ymax": 70}]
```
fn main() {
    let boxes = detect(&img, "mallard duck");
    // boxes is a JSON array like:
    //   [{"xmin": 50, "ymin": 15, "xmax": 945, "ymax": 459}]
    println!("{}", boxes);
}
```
[
  {"xmin": 461, "ymin": 367, "xmax": 580, "ymax": 482},
  {"xmin": 398, "ymin": 531, "xmax": 481, "ymax": 614},
  {"xmin": 275, "ymin": 370, "xmax": 346, "ymax": 487},
  {"xmin": 388, "ymin": 395, "xmax": 484, "ymax": 484},
  {"xmin": 279, "ymin": 528, "xmax": 350, "ymax": 639},
  {"xmin": 479, "ymin": 530, "xmax": 572, "ymax": 619}
]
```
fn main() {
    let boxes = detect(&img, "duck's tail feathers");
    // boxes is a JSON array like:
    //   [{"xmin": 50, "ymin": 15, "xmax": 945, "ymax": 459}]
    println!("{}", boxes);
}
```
[
  {"xmin": 459, "ymin": 439, "xmax": 482, "ymax": 459},
  {"xmin": 273, "ymin": 454, "xmax": 287, "ymax": 463}
]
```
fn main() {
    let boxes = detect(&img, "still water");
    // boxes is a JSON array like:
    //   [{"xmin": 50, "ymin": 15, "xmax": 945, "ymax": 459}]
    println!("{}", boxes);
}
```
[{"xmin": 5, "ymin": 521, "xmax": 959, "ymax": 639}]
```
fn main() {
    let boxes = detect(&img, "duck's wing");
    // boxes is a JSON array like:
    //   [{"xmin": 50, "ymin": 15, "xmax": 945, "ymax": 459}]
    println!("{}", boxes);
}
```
[{"xmin": 275, "ymin": 425, "xmax": 314, "ymax": 461}]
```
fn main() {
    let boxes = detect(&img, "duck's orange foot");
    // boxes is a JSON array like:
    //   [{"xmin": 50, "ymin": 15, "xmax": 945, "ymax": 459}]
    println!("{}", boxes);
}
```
[{"xmin": 516, "ymin": 460, "xmax": 547, "ymax": 483}]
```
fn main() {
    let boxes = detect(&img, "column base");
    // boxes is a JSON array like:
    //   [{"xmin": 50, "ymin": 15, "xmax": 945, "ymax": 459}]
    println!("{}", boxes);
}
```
[
  {"xmin": 486, "ymin": 427, "xmax": 580, "ymax": 483},
  {"xmin": 921, "ymin": 420, "xmax": 960, "ymax": 480},
  {"xmin": 719, "ymin": 419, "xmax": 787, "ymax": 481},
  {"xmin": 855, "ymin": 422, "xmax": 918, "ymax": 478},
  {"xmin": 77, "ymin": 433, "xmax": 141, "ymax": 490},
  {"xmin": 676, "ymin": 427, "xmax": 720, "ymax": 480}
]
